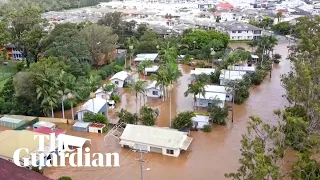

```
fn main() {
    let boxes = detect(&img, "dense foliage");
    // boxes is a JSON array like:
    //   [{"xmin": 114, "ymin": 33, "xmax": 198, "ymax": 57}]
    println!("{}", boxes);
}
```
[
  {"xmin": 172, "ymin": 111, "xmax": 195, "ymax": 130},
  {"xmin": 83, "ymin": 112, "xmax": 108, "ymax": 124}
]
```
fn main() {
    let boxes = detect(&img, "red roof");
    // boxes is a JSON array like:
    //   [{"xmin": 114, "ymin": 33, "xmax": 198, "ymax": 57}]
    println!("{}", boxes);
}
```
[
  {"xmin": 0, "ymin": 158, "xmax": 52, "ymax": 180},
  {"xmin": 89, "ymin": 123, "xmax": 106, "ymax": 128},
  {"xmin": 216, "ymin": 2, "xmax": 234, "ymax": 10},
  {"xmin": 33, "ymin": 127, "xmax": 66, "ymax": 136},
  {"xmin": 278, "ymin": 9, "xmax": 288, "ymax": 13}
]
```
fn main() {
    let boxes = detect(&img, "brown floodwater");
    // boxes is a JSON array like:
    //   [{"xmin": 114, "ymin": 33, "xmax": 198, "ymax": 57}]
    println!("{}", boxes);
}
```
[{"xmin": 46, "ymin": 41, "xmax": 291, "ymax": 180}]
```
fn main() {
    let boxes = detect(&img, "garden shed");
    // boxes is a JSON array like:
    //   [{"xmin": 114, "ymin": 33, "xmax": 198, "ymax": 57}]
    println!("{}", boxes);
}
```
[
  {"xmin": 89, "ymin": 123, "xmax": 106, "ymax": 133},
  {"xmin": 72, "ymin": 121, "xmax": 92, "ymax": 132},
  {"xmin": 0, "ymin": 116, "xmax": 26, "ymax": 129},
  {"xmin": 33, "ymin": 121, "xmax": 56, "ymax": 129}
]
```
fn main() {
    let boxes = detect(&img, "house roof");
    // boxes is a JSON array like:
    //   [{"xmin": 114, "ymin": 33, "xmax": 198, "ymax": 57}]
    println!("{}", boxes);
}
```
[
  {"xmin": 231, "ymin": 66, "xmax": 256, "ymax": 72},
  {"xmin": 190, "ymin": 68, "xmax": 215, "ymax": 75},
  {"xmin": 110, "ymin": 71, "xmax": 130, "ymax": 81},
  {"xmin": 0, "ymin": 130, "xmax": 50, "ymax": 159},
  {"xmin": 198, "ymin": 92, "xmax": 227, "ymax": 101},
  {"xmin": 145, "ymin": 65, "xmax": 159, "ymax": 73},
  {"xmin": 205, "ymin": 85, "xmax": 228, "ymax": 94},
  {"xmin": 0, "ymin": 116, "xmax": 25, "ymax": 124},
  {"xmin": 33, "ymin": 127, "xmax": 66, "ymax": 136},
  {"xmin": 0, "ymin": 158, "xmax": 52, "ymax": 180},
  {"xmin": 220, "ymin": 70, "xmax": 246, "ymax": 80},
  {"xmin": 78, "ymin": 97, "xmax": 107, "ymax": 113},
  {"xmin": 216, "ymin": 2, "xmax": 234, "ymax": 11},
  {"xmin": 89, "ymin": 123, "xmax": 105, "ymax": 128},
  {"xmin": 251, "ymin": 54, "xmax": 259, "ymax": 59},
  {"xmin": 120, "ymin": 124, "xmax": 193, "ymax": 150},
  {"xmin": 192, "ymin": 115, "xmax": 210, "ymax": 123},
  {"xmin": 134, "ymin": 53, "xmax": 158, "ymax": 62},
  {"xmin": 33, "ymin": 121, "xmax": 56, "ymax": 128},
  {"xmin": 73, "ymin": 121, "xmax": 92, "ymax": 128},
  {"xmin": 57, "ymin": 134, "xmax": 91, "ymax": 148},
  {"xmin": 219, "ymin": 21, "xmax": 262, "ymax": 31},
  {"xmin": 146, "ymin": 81, "xmax": 161, "ymax": 90}
]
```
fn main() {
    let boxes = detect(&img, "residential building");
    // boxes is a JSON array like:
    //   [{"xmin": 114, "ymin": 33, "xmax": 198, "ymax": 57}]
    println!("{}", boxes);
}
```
[
  {"xmin": 89, "ymin": 123, "xmax": 106, "ymax": 133},
  {"xmin": 190, "ymin": 68, "xmax": 215, "ymax": 83},
  {"xmin": 146, "ymin": 81, "xmax": 163, "ymax": 98},
  {"xmin": 33, "ymin": 121, "xmax": 56, "ymax": 130},
  {"xmin": 72, "ymin": 121, "xmax": 92, "ymax": 132},
  {"xmin": 192, "ymin": 115, "xmax": 210, "ymax": 129},
  {"xmin": 205, "ymin": 85, "xmax": 232, "ymax": 101},
  {"xmin": 95, "ymin": 87, "xmax": 110, "ymax": 99},
  {"xmin": 77, "ymin": 97, "xmax": 108, "ymax": 121},
  {"xmin": 196, "ymin": 92, "xmax": 226, "ymax": 108},
  {"xmin": 134, "ymin": 53, "xmax": 159, "ymax": 64},
  {"xmin": 33, "ymin": 126, "xmax": 66, "ymax": 137},
  {"xmin": 145, "ymin": 65, "xmax": 159, "ymax": 76},
  {"xmin": 3, "ymin": 44, "xmax": 24, "ymax": 60},
  {"xmin": 216, "ymin": 21, "xmax": 263, "ymax": 40},
  {"xmin": 110, "ymin": 71, "xmax": 132, "ymax": 88},
  {"xmin": 0, "ymin": 116, "xmax": 26, "ymax": 129},
  {"xmin": 0, "ymin": 158, "xmax": 52, "ymax": 180},
  {"xmin": 229, "ymin": 65, "xmax": 256, "ymax": 73},
  {"xmin": 198, "ymin": 3, "xmax": 215, "ymax": 11},
  {"xmin": 219, "ymin": 70, "xmax": 247, "ymax": 86},
  {"xmin": 119, "ymin": 124, "xmax": 193, "ymax": 157}
]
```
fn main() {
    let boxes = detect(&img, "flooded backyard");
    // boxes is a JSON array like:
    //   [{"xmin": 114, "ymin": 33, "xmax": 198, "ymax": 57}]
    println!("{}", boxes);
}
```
[{"xmin": 45, "ymin": 40, "xmax": 291, "ymax": 180}]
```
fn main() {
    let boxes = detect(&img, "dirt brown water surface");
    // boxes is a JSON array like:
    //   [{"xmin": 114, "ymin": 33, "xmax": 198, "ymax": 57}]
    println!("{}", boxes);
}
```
[{"xmin": 45, "ymin": 42, "xmax": 291, "ymax": 180}]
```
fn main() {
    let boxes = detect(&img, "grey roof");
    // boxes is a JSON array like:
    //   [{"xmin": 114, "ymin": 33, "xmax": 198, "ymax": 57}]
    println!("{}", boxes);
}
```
[
  {"xmin": 219, "ymin": 21, "xmax": 262, "ymax": 31},
  {"xmin": 73, "ymin": 121, "xmax": 92, "ymax": 128}
]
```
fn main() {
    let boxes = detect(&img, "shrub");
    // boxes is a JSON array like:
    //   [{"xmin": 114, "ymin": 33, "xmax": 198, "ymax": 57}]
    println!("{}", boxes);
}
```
[
  {"xmin": 114, "ymin": 65, "xmax": 123, "ymax": 73},
  {"xmin": 58, "ymin": 177, "xmax": 72, "ymax": 180},
  {"xmin": 202, "ymin": 124, "xmax": 212, "ymax": 132},
  {"xmin": 98, "ymin": 70, "xmax": 108, "ymax": 79},
  {"xmin": 208, "ymin": 105, "xmax": 228, "ymax": 125},
  {"xmin": 16, "ymin": 61, "xmax": 25, "ymax": 72},
  {"xmin": 117, "ymin": 109, "xmax": 138, "ymax": 124},
  {"xmin": 102, "ymin": 126, "xmax": 108, "ymax": 133},
  {"xmin": 172, "ymin": 111, "xmax": 195, "ymax": 129},
  {"xmin": 111, "ymin": 95, "xmax": 121, "ymax": 103},
  {"xmin": 83, "ymin": 112, "xmax": 108, "ymax": 124},
  {"xmin": 273, "ymin": 59, "xmax": 280, "ymax": 64},
  {"xmin": 250, "ymin": 69, "xmax": 267, "ymax": 85}
]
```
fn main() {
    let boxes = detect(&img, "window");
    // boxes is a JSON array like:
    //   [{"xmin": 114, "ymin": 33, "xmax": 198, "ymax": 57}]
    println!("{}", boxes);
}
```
[
  {"xmin": 114, "ymin": 81, "xmax": 119, "ymax": 85},
  {"xmin": 247, "ymin": 36, "xmax": 252, "ymax": 39},
  {"xmin": 166, "ymin": 149, "xmax": 174, "ymax": 155},
  {"xmin": 226, "ymin": 95, "xmax": 230, "ymax": 98},
  {"xmin": 152, "ymin": 91, "xmax": 158, "ymax": 95},
  {"xmin": 238, "ymin": 30, "xmax": 242, "ymax": 33},
  {"xmin": 232, "ymin": 31, "xmax": 236, "ymax": 33}
]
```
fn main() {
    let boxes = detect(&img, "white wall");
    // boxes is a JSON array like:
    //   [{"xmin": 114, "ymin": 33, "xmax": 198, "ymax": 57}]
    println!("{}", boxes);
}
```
[
  {"xmin": 77, "ymin": 110, "xmax": 88, "ymax": 121},
  {"xmin": 162, "ymin": 148, "xmax": 180, "ymax": 157},
  {"xmin": 146, "ymin": 88, "xmax": 162, "ymax": 98},
  {"xmin": 228, "ymin": 30, "xmax": 262, "ymax": 40},
  {"xmin": 95, "ymin": 92, "xmax": 107, "ymax": 99},
  {"xmin": 89, "ymin": 126, "xmax": 104, "ymax": 133},
  {"xmin": 111, "ymin": 79, "xmax": 125, "ymax": 88}
]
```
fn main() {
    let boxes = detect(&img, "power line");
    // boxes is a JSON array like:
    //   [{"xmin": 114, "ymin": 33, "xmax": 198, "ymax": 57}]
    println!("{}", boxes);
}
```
[{"xmin": 133, "ymin": 149, "xmax": 148, "ymax": 180}]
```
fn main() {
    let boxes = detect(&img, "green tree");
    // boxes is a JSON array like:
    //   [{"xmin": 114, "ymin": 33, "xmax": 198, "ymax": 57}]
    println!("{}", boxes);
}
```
[
  {"xmin": 116, "ymin": 109, "xmax": 138, "ymax": 124},
  {"xmin": 208, "ymin": 100, "xmax": 228, "ymax": 125},
  {"xmin": 128, "ymin": 80, "xmax": 147, "ymax": 115},
  {"xmin": 138, "ymin": 60, "xmax": 152, "ymax": 79},
  {"xmin": 83, "ymin": 112, "xmax": 108, "ymax": 124},
  {"xmin": 139, "ymin": 106, "xmax": 158, "ymax": 126},
  {"xmin": 275, "ymin": 12, "xmax": 284, "ymax": 23},
  {"xmin": 184, "ymin": 82, "xmax": 205, "ymax": 110},
  {"xmin": 58, "ymin": 177, "xmax": 72, "ymax": 180},
  {"xmin": 151, "ymin": 69, "xmax": 168, "ymax": 102},
  {"xmin": 172, "ymin": 111, "xmax": 195, "ymax": 130},
  {"xmin": 271, "ymin": 22, "xmax": 292, "ymax": 35},
  {"xmin": 0, "ymin": 21, "xmax": 11, "ymax": 45}
]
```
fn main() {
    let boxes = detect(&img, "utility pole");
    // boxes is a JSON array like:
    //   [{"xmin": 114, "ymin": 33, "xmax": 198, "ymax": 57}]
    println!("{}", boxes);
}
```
[
  {"xmin": 134, "ymin": 150, "xmax": 147, "ymax": 180},
  {"xmin": 232, "ymin": 83, "xmax": 235, "ymax": 123}
]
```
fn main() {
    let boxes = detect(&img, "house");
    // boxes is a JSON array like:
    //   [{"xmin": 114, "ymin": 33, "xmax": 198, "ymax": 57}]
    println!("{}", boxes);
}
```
[
  {"xmin": 205, "ymin": 85, "xmax": 232, "ymax": 101},
  {"xmin": 0, "ymin": 158, "xmax": 52, "ymax": 180},
  {"xmin": 77, "ymin": 97, "xmax": 108, "ymax": 121},
  {"xmin": 192, "ymin": 115, "xmax": 210, "ymax": 129},
  {"xmin": 33, "ymin": 121, "xmax": 56, "ymax": 130},
  {"xmin": 251, "ymin": 54, "xmax": 259, "ymax": 62},
  {"xmin": 57, "ymin": 134, "xmax": 91, "ymax": 149},
  {"xmin": 3, "ymin": 44, "xmax": 24, "ymax": 60},
  {"xmin": 145, "ymin": 65, "xmax": 159, "ymax": 76},
  {"xmin": 230, "ymin": 65, "xmax": 256, "ymax": 73},
  {"xmin": 215, "ymin": 2, "xmax": 235, "ymax": 11},
  {"xmin": 190, "ymin": 68, "xmax": 215, "ymax": 83},
  {"xmin": 219, "ymin": 70, "xmax": 247, "ymax": 86},
  {"xmin": 146, "ymin": 81, "xmax": 163, "ymax": 98},
  {"xmin": 0, "ymin": 130, "xmax": 51, "ymax": 169},
  {"xmin": 89, "ymin": 123, "xmax": 106, "ymax": 133},
  {"xmin": 119, "ymin": 124, "xmax": 193, "ymax": 157},
  {"xmin": 72, "ymin": 121, "xmax": 92, "ymax": 132},
  {"xmin": 33, "ymin": 126, "xmax": 66, "ymax": 137},
  {"xmin": 198, "ymin": 3, "xmax": 215, "ymax": 11},
  {"xmin": 216, "ymin": 21, "xmax": 263, "ymax": 40},
  {"xmin": 196, "ymin": 92, "xmax": 226, "ymax": 108},
  {"xmin": 95, "ymin": 87, "xmax": 112, "ymax": 99},
  {"xmin": 133, "ymin": 53, "xmax": 158, "ymax": 64},
  {"xmin": 0, "ymin": 116, "xmax": 26, "ymax": 129},
  {"xmin": 110, "ymin": 71, "xmax": 131, "ymax": 88}
]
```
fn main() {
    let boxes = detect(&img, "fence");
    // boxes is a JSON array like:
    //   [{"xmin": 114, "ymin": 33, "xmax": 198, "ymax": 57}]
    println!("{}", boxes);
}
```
[{"xmin": 14, "ymin": 117, "xmax": 39, "ymax": 130}]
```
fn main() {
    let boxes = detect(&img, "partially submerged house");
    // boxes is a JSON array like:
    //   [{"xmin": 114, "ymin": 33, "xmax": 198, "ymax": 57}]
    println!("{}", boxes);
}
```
[
  {"xmin": 196, "ymin": 92, "xmax": 226, "ymax": 108},
  {"xmin": 110, "ymin": 71, "xmax": 131, "ymax": 88},
  {"xmin": 72, "ymin": 121, "xmax": 92, "ymax": 132},
  {"xmin": 33, "ymin": 126, "xmax": 66, "ymax": 136},
  {"xmin": 205, "ymin": 85, "xmax": 232, "ymax": 101},
  {"xmin": 119, "ymin": 124, "xmax": 193, "ymax": 157},
  {"xmin": 190, "ymin": 68, "xmax": 215, "ymax": 83},
  {"xmin": 134, "ymin": 53, "xmax": 158, "ymax": 64},
  {"xmin": 33, "ymin": 121, "xmax": 56, "ymax": 130},
  {"xmin": 146, "ymin": 81, "xmax": 162, "ymax": 98},
  {"xmin": 230, "ymin": 65, "xmax": 256, "ymax": 73},
  {"xmin": 77, "ymin": 97, "xmax": 108, "ymax": 121},
  {"xmin": 192, "ymin": 115, "xmax": 210, "ymax": 129},
  {"xmin": 0, "ymin": 116, "xmax": 26, "ymax": 129},
  {"xmin": 145, "ymin": 65, "xmax": 159, "ymax": 76},
  {"xmin": 219, "ymin": 70, "xmax": 246, "ymax": 86},
  {"xmin": 95, "ymin": 87, "xmax": 110, "ymax": 99},
  {"xmin": 89, "ymin": 123, "xmax": 106, "ymax": 133}
]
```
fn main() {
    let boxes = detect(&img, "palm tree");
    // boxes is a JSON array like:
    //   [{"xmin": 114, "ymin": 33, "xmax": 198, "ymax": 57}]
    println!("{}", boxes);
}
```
[
  {"xmin": 65, "ymin": 76, "xmax": 78, "ymax": 120},
  {"xmin": 247, "ymin": 40, "xmax": 257, "ymax": 53},
  {"xmin": 151, "ymin": 70, "xmax": 168, "ymax": 101},
  {"xmin": 102, "ymin": 83, "xmax": 116, "ymax": 99},
  {"xmin": 86, "ymin": 74, "xmax": 101, "ymax": 91},
  {"xmin": 57, "ymin": 71, "xmax": 74, "ymax": 119},
  {"xmin": 128, "ymin": 80, "xmax": 148, "ymax": 116},
  {"xmin": 275, "ymin": 12, "xmax": 283, "ymax": 23},
  {"xmin": 138, "ymin": 59, "xmax": 152, "ymax": 79},
  {"xmin": 195, "ymin": 73, "xmax": 210, "ymax": 85},
  {"xmin": 184, "ymin": 82, "xmax": 206, "ymax": 110}
]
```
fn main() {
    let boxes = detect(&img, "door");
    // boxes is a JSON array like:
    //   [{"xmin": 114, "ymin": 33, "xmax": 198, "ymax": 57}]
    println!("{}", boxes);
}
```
[{"xmin": 150, "ymin": 146, "xmax": 162, "ymax": 154}]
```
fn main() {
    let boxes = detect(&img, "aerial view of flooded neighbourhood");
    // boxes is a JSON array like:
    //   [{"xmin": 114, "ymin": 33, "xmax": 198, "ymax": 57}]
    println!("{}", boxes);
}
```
[{"xmin": 0, "ymin": 0, "xmax": 319, "ymax": 179}]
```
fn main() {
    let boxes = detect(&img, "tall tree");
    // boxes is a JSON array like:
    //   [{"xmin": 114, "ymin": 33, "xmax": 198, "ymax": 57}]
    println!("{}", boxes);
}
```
[
  {"xmin": 184, "ymin": 82, "xmax": 205, "ymax": 110},
  {"xmin": 138, "ymin": 60, "xmax": 152, "ymax": 79},
  {"xmin": 128, "ymin": 80, "xmax": 147, "ymax": 116}
]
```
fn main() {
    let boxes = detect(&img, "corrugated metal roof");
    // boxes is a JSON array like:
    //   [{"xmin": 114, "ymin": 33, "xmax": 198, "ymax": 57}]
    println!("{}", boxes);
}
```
[
  {"xmin": 73, "ymin": 121, "xmax": 92, "ymax": 128},
  {"xmin": 110, "ymin": 71, "xmax": 130, "ymax": 81},
  {"xmin": 0, "ymin": 117, "xmax": 24, "ymax": 124}
]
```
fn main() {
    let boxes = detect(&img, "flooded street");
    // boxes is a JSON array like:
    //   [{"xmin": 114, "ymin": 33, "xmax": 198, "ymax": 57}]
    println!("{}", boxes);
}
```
[{"xmin": 45, "ymin": 40, "xmax": 291, "ymax": 180}]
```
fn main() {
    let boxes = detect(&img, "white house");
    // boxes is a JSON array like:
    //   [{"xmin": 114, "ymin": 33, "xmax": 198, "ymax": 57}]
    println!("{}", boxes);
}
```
[
  {"xmin": 190, "ymin": 68, "xmax": 215, "ymax": 83},
  {"xmin": 95, "ymin": 87, "xmax": 112, "ymax": 99},
  {"xmin": 205, "ymin": 85, "xmax": 232, "ymax": 101},
  {"xmin": 119, "ymin": 124, "xmax": 193, "ymax": 157},
  {"xmin": 89, "ymin": 123, "xmax": 106, "ymax": 133},
  {"xmin": 145, "ymin": 65, "xmax": 159, "ymax": 76},
  {"xmin": 77, "ymin": 97, "xmax": 108, "ymax": 121},
  {"xmin": 134, "ymin": 53, "xmax": 158, "ymax": 63},
  {"xmin": 196, "ymin": 92, "xmax": 226, "ymax": 108},
  {"xmin": 110, "ymin": 71, "xmax": 131, "ymax": 88},
  {"xmin": 33, "ymin": 121, "xmax": 56, "ymax": 130},
  {"xmin": 219, "ymin": 70, "xmax": 246, "ymax": 86},
  {"xmin": 192, "ymin": 115, "xmax": 210, "ymax": 129},
  {"xmin": 216, "ymin": 21, "xmax": 263, "ymax": 41},
  {"xmin": 230, "ymin": 65, "xmax": 256, "ymax": 73},
  {"xmin": 146, "ymin": 81, "xmax": 163, "ymax": 98}
]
